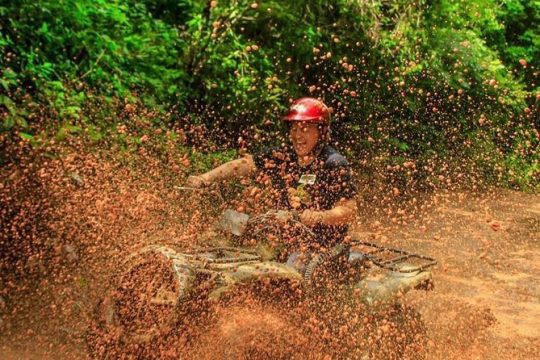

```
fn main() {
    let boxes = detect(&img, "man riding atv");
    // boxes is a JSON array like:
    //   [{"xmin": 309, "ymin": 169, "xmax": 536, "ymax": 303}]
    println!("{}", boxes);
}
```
[
  {"xmin": 87, "ymin": 97, "xmax": 436, "ymax": 359},
  {"xmin": 187, "ymin": 97, "xmax": 357, "ymax": 275}
]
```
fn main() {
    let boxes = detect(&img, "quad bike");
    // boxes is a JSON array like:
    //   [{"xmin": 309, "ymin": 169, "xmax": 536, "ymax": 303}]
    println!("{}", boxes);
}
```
[{"xmin": 87, "ymin": 209, "xmax": 436, "ymax": 359}]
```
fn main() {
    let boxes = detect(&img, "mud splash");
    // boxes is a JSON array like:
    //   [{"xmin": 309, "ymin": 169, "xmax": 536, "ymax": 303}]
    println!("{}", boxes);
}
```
[
  {"xmin": 0, "ymin": 140, "xmax": 220, "ymax": 358},
  {"xmin": 360, "ymin": 189, "xmax": 540, "ymax": 359},
  {"xmin": 1, "ymin": 141, "xmax": 539, "ymax": 359}
]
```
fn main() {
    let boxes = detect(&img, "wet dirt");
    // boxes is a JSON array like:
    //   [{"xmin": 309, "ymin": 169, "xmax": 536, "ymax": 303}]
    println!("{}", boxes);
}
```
[
  {"xmin": 0, "ymin": 148, "xmax": 538, "ymax": 359},
  {"xmin": 354, "ymin": 189, "xmax": 540, "ymax": 359}
]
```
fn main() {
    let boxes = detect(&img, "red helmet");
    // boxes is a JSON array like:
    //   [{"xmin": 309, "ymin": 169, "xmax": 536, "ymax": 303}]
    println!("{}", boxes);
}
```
[{"xmin": 283, "ymin": 97, "xmax": 331, "ymax": 125}]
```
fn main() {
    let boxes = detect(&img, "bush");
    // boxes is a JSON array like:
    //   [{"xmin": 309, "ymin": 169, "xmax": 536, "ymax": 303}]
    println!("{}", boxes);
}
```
[{"xmin": 0, "ymin": 0, "xmax": 538, "ymax": 189}]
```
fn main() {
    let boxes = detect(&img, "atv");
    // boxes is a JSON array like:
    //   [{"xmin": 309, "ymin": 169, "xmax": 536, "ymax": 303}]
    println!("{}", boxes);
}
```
[{"xmin": 87, "ymin": 209, "xmax": 436, "ymax": 359}]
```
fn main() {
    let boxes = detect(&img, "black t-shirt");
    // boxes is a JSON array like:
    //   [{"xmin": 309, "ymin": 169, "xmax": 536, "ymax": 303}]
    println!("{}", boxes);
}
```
[{"xmin": 253, "ymin": 144, "xmax": 356, "ymax": 248}]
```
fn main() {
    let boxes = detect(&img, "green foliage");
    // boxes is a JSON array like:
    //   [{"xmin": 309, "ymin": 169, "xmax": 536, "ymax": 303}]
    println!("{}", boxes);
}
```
[
  {"xmin": 0, "ymin": 0, "xmax": 186, "ymax": 110},
  {"xmin": 0, "ymin": 0, "xmax": 538, "ymax": 189}
]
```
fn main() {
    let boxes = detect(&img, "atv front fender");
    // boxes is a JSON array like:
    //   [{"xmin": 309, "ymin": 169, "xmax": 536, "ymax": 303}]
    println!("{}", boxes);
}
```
[{"xmin": 355, "ymin": 268, "xmax": 433, "ymax": 306}]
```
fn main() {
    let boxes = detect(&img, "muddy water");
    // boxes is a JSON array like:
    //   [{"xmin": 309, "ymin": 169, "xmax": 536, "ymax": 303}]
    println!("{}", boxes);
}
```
[{"xmin": 0, "ymin": 148, "xmax": 538, "ymax": 359}]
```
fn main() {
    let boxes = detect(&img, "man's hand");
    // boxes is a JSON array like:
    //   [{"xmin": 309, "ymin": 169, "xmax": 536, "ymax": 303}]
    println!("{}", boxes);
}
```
[
  {"xmin": 299, "ymin": 209, "xmax": 324, "ymax": 227},
  {"xmin": 186, "ymin": 175, "xmax": 208, "ymax": 189}
]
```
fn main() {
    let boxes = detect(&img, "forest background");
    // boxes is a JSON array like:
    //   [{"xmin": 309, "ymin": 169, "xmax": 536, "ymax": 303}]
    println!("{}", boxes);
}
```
[
  {"xmin": 1, "ymin": 0, "xmax": 538, "ymax": 191},
  {"xmin": 1, "ymin": 2, "xmax": 539, "ymax": 356}
]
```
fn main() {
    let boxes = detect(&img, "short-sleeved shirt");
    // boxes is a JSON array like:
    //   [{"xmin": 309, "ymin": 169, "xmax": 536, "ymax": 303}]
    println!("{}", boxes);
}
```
[{"xmin": 253, "ymin": 144, "xmax": 356, "ymax": 248}]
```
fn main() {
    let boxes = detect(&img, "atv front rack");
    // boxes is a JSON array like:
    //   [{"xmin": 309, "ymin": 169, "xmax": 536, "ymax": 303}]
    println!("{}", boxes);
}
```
[
  {"xmin": 350, "ymin": 241, "xmax": 437, "ymax": 273},
  {"xmin": 184, "ymin": 246, "xmax": 261, "ymax": 265}
]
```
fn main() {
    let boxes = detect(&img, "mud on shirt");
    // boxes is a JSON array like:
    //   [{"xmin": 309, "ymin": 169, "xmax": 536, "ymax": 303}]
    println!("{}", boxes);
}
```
[{"xmin": 253, "ymin": 144, "xmax": 357, "ymax": 248}]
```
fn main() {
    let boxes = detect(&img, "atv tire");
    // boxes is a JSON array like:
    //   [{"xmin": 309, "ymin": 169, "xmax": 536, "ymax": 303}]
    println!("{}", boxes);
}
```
[{"xmin": 87, "ymin": 246, "xmax": 194, "ymax": 359}]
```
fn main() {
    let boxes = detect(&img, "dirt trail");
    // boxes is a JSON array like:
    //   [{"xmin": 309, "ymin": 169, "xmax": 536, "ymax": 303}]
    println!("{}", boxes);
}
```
[
  {"xmin": 1, "ymin": 188, "xmax": 539, "ymax": 359},
  {"xmin": 356, "ymin": 189, "xmax": 540, "ymax": 359}
]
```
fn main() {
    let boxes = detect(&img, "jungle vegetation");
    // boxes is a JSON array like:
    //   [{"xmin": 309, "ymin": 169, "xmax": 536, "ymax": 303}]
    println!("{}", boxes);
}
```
[{"xmin": 0, "ymin": 0, "xmax": 538, "ymax": 190}]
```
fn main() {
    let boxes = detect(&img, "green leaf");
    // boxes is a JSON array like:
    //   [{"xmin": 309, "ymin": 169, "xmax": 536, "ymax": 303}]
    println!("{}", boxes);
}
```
[
  {"xmin": 38, "ymin": 22, "xmax": 49, "ymax": 34},
  {"xmin": 3, "ymin": 116, "xmax": 14, "ymax": 129},
  {"xmin": 18, "ymin": 132, "xmax": 34, "ymax": 140},
  {"xmin": 0, "ymin": 95, "xmax": 15, "ymax": 113},
  {"xmin": 15, "ymin": 116, "xmax": 28, "ymax": 128},
  {"xmin": 49, "ymin": 81, "xmax": 64, "ymax": 91}
]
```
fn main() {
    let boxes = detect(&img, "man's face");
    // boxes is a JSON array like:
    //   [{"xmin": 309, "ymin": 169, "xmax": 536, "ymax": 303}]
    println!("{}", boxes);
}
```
[{"xmin": 290, "ymin": 122, "xmax": 320, "ymax": 157}]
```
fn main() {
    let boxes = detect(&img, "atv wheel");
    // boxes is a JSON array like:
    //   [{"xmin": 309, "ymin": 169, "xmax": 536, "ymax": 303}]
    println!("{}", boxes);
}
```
[{"xmin": 87, "ymin": 246, "xmax": 194, "ymax": 359}]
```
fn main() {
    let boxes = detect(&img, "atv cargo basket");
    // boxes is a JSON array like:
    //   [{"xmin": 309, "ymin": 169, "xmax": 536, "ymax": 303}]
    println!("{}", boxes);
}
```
[{"xmin": 350, "ymin": 241, "xmax": 437, "ymax": 273}]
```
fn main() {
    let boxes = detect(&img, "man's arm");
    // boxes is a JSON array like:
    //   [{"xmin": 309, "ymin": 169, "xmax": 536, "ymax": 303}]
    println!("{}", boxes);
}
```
[
  {"xmin": 186, "ymin": 155, "xmax": 257, "ymax": 187},
  {"xmin": 299, "ymin": 198, "xmax": 357, "ymax": 227}
]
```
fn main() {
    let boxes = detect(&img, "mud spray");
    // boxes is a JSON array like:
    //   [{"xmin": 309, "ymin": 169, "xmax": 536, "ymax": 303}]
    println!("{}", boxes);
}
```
[{"xmin": 1, "ymin": 131, "xmax": 539, "ymax": 359}]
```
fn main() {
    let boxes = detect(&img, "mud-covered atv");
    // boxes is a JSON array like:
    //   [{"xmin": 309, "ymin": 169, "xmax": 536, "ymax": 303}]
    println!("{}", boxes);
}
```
[{"xmin": 88, "ymin": 210, "xmax": 436, "ymax": 359}]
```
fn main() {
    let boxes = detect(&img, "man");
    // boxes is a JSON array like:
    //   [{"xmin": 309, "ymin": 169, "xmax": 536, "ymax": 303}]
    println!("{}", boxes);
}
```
[{"xmin": 187, "ymin": 97, "xmax": 357, "ymax": 272}]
